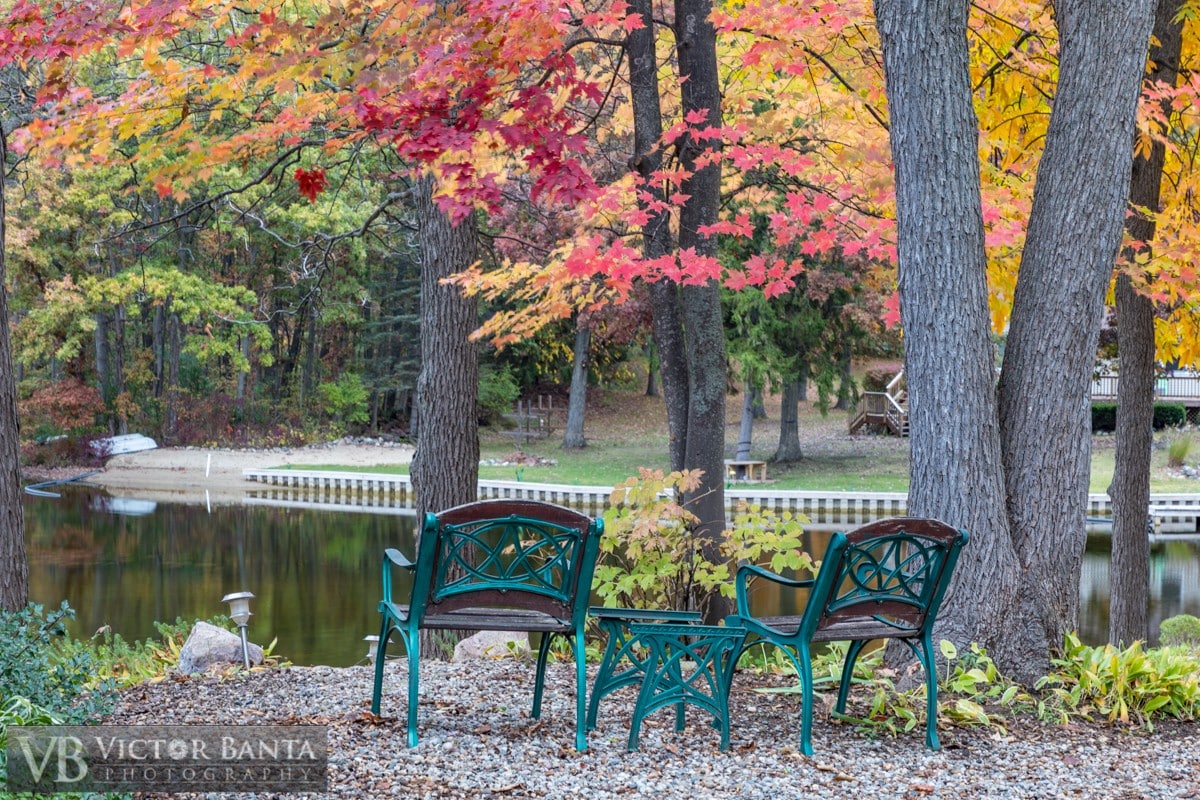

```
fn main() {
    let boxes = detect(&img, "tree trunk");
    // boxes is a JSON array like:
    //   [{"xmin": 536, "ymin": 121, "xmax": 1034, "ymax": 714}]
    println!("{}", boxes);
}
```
[
  {"xmin": 644, "ymin": 343, "xmax": 659, "ymax": 397},
  {"xmin": 95, "ymin": 312, "xmax": 111, "ymax": 403},
  {"xmin": 165, "ymin": 309, "xmax": 181, "ymax": 441},
  {"xmin": 237, "ymin": 335, "xmax": 249, "ymax": 402},
  {"xmin": 113, "ymin": 301, "xmax": 127, "ymax": 435},
  {"xmin": 676, "ymin": 0, "xmax": 728, "ymax": 624},
  {"xmin": 997, "ymin": 0, "xmax": 1154, "ymax": 669},
  {"xmin": 0, "ymin": 127, "xmax": 27, "ymax": 612},
  {"xmin": 628, "ymin": 0, "xmax": 688, "ymax": 473},
  {"xmin": 153, "ymin": 303, "xmax": 166, "ymax": 397},
  {"xmin": 411, "ymin": 175, "xmax": 480, "ymax": 655},
  {"xmin": 1109, "ymin": 0, "xmax": 1182, "ymax": 646},
  {"xmin": 302, "ymin": 301, "xmax": 319, "ymax": 405},
  {"xmin": 875, "ymin": 0, "xmax": 1027, "ymax": 673},
  {"xmin": 563, "ymin": 320, "xmax": 590, "ymax": 448},
  {"xmin": 411, "ymin": 174, "xmax": 480, "ymax": 519},
  {"xmin": 833, "ymin": 340, "xmax": 853, "ymax": 411},
  {"xmin": 774, "ymin": 379, "xmax": 803, "ymax": 462},
  {"xmin": 735, "ymin": 378, "xmax": 753, "ymax": 461}
]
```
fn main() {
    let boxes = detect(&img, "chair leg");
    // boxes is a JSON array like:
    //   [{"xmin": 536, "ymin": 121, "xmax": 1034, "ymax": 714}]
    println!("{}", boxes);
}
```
[
  {"xmin": 917, "ymin": 634, "xmax": 941, "ymax": 750},
  {"xmin": 532, "ymin": 632, "xmax": 554, "ymax": 720},
  {"xmin": 573, "ymin": 632, "xmax": 588, "ymax": 752},
  {"xmin": 797, "ymin": 643, "xmax": 815, "ymax": 757},
  {"xmin": 836, "ymin": 640, "xmax": 867, "ymax": 714},
  {"xmin": 587, "ymin": 625, "xmax": 622, "ymax": 730},
  {"xmin": 406, "ymin": 631, "xmax": 421, "ymax": 747},
  {"xmin": 370, "ymin": 615, "xmax": 392, "ymax": 715}
]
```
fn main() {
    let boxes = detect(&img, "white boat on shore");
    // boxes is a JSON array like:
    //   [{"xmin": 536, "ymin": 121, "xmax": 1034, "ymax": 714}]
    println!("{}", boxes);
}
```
[{"xmin": 89, "ymin": 433, "xmax": 158, "ymax": 457}]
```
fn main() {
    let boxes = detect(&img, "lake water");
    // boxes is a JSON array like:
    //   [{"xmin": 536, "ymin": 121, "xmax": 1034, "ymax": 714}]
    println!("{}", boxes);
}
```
[{"xmin": 24, "ymin": 485, "xmax": 1200, "ymax": 666}]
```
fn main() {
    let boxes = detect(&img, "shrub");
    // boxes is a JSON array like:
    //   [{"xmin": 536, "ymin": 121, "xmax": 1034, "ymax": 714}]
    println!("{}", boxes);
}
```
[
  {"xmin": 172, "ymin": 391, "xmax": 240, "ymax": 446},
  {"xmin": 1155, "ymin": 404, "xmax": 1187, "ymax": 430},
  {"xmin": 0, "ymin": 601, "xmax": 116, "ymax": 725},
  {"xmin": 317, "ymin": 374, "xmax": 370, "ymax": 429},
  {"xmin": 478, "ymin": 364, "xmax": 520, "ymax": 425},
  {"xmin": 53, "ymin": 617, "xmax": 196, "ymax": 688},
  {"xmin": 20, "ymin": 435, "xmax": 108, "ymax": 471},
  {"xmin": 17, "ymin": 377, "xmax": 104, "ymax": 439},
  {"xmin": 1091, "ymin": 403, "xmax": 1117, "ymax": 432},
  {"xmin": 1159, "ymin": 614, "xmax": 1200, "ymax": 647},
  {"xmin": 1091, "ymin": 403, "xmax": 1188, "ymax": 432},
  {"xmin": 593, "ymin": 469, "xmax": 816, "ymax": 619}
]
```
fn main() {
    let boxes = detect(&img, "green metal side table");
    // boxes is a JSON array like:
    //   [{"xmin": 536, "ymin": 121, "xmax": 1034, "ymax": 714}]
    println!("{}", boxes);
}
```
[
  {"xmin": 587, "ymin": 607, "xmax": 703, "ymax": 733},
  {"xmin": 588, "ymin": 607, "xmax": 746, "ymax": 751}
]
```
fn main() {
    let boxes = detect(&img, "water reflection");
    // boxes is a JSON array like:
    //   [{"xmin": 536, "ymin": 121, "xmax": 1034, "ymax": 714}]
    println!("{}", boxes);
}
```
[
  {"xmin": 26, "ymin": 486, "xmax": 414, "ymax": 667},
  {"xmin": 24, "ymin": 487, "xmax": 1200, "ymax": 666}
]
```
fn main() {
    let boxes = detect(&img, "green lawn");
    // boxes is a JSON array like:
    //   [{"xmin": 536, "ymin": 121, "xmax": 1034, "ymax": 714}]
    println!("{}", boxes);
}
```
[
  {"xmin": 273, "ymin": 388, "xmax": 1200, "ymax": 496},
  {"xmin": 285, "ymin": 431, "xmax": 1200, "ymax": 494}
]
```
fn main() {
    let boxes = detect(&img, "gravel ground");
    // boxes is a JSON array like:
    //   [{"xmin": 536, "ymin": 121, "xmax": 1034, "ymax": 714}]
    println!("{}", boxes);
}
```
[{"xmin": 106, "ymin": 660, "xmax": 1200, "ymax": 799}]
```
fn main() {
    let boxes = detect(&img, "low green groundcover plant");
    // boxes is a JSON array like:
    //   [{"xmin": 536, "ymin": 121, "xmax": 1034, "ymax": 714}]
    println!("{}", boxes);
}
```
[
  {"xmin": 745, "ymin": 633, "xmax": 1200, "ymax": 740},
  {"xmin": 1037, "ymin": 633, "xmax": 1200, "ymax": 728}
]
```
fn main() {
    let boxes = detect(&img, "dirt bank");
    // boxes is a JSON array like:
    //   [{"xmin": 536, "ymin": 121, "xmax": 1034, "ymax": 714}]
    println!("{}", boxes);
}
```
[{"xmin": 78, "ymin": 441, "xmax": 413, "ymax": 505}]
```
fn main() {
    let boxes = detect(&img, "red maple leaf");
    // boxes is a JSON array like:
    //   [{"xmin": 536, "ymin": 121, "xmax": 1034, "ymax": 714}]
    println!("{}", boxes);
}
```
[{"xmin": 294, "ymin": 167, "xmax": 327, "ymax": 203}]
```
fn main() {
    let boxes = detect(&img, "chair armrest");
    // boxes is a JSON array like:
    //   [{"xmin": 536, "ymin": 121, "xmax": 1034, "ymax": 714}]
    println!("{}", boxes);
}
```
[
  {"xmin": 385, "ymin": 548, "xmax": 416, "ymax": 570},
  {"xmin": 381, "ymin": 547, "xmax": 416, "ymax": 605},
  {"xmin": 734, "ymin": 563, "xmax": 815, "ymax": 616}
]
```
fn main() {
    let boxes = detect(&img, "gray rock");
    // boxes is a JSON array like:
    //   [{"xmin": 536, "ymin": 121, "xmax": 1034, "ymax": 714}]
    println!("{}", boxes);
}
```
[
  {"xmin": 452, "ymin": 630, "xmax": 529, "ymax": 662},
  {"xmin": 177, "ymin": 620, "xmax": 264, "ymax": 673}
]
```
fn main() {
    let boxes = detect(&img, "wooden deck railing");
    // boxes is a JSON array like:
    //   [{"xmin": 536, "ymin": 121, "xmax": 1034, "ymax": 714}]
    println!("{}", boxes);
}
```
[
  {"xmin": 1091, "ymin": 372, "xmax": 1200, "ymax": 405},
  {"xmin": 849, "ymin": 369, "xmax": 908, "ymax": 436}
]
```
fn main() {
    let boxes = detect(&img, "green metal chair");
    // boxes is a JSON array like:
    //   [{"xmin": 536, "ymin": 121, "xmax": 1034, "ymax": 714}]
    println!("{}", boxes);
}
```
[
  {"xmin": 726, "ymin": 517, "xmax": 968, "ymax": 755},
  {"xmin": 370, "ymin": 499, "xmax": 602, "ymax": 751}
]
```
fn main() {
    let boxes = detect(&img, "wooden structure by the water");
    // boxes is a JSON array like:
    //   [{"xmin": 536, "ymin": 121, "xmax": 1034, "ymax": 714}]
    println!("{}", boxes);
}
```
[
  {"xmin": 243, "ymin": 468, "xmax": 909, "ymax": 519},
  {"xmin": 847, "ymin": 368, "xmax": 1200, "ymax": 438},
  {"xmin": 243, "ymin": 467, "xmax": 1200, "ymax": 534},
  {"xmin": 849, "ymin": 370, "xmax": 909, "ymax": 437}
]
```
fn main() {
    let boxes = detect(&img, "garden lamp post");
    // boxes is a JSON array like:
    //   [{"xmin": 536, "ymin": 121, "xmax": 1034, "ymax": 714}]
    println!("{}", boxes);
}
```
[
  {"xmin": 221, "ymin": 591, "xmax": 255, "ymax": 670},
  {"xmin": 364, "ymin": 634, "xmax": 390, "ymax": 666}
]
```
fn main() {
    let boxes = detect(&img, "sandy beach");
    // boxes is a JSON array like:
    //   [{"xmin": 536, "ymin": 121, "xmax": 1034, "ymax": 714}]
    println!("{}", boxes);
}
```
[{"xmin": 77, "ymin": 440, "xmax": 414, "ymax": 505}]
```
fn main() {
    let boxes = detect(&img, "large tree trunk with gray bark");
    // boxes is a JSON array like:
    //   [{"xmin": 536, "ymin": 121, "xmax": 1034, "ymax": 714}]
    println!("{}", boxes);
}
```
[
  {"xmin": 629, "ymin": 0, "xmax": 689, "ymax": 473},
  {"xmin": 774, "ymin": 379, "xmax": 804, "ymax": 462},
  {"xmin": 876, "ymin": 0, "xmax": 1154, "ymax": 681},
  {"xmin": 563, "ymin": 320, "xmax": 590, "ymax": 448},
  {"xmin": 411, "ymin": 174, "xmax": 479, "ymax": 520},
  {"xmin": 996, "ymin": 0, "xmax": 1155, "ymax": 671},
  {"xmin": 0, "ymin": 127, "xmax": 26, "ymax": 612},
  {"xmin": 1108, "ymin": 0, "xmax": 1183, "ymax": 646},
  {"xmin": 675, "ymin": 0, "xmax": 728, "ymax": 624},
  {"xmin": 876, "ymin": 0, "xmax": 1023, "ymax": 671}
]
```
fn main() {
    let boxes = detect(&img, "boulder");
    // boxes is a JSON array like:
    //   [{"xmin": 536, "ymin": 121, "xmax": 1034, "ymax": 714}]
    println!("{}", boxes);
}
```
[
  {"xmin": 452, "ymin": 630, "xmax": 530, "ymax": 662},
  {"xmin": 178, "ymin": 620, "xmax": 264, "ymax": 673}
]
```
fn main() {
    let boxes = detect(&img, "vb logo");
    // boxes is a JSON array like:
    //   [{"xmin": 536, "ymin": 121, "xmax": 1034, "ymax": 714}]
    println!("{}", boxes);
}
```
[{"xmin": 9, "ymin": 732, "xmax": 89, "ymax": 788}]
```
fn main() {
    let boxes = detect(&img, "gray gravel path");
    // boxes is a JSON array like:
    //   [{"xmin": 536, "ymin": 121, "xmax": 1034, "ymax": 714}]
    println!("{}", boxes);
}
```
[{"xmin": 108, "ymin": 661, "xmax": 1200, "ymax": 799}]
